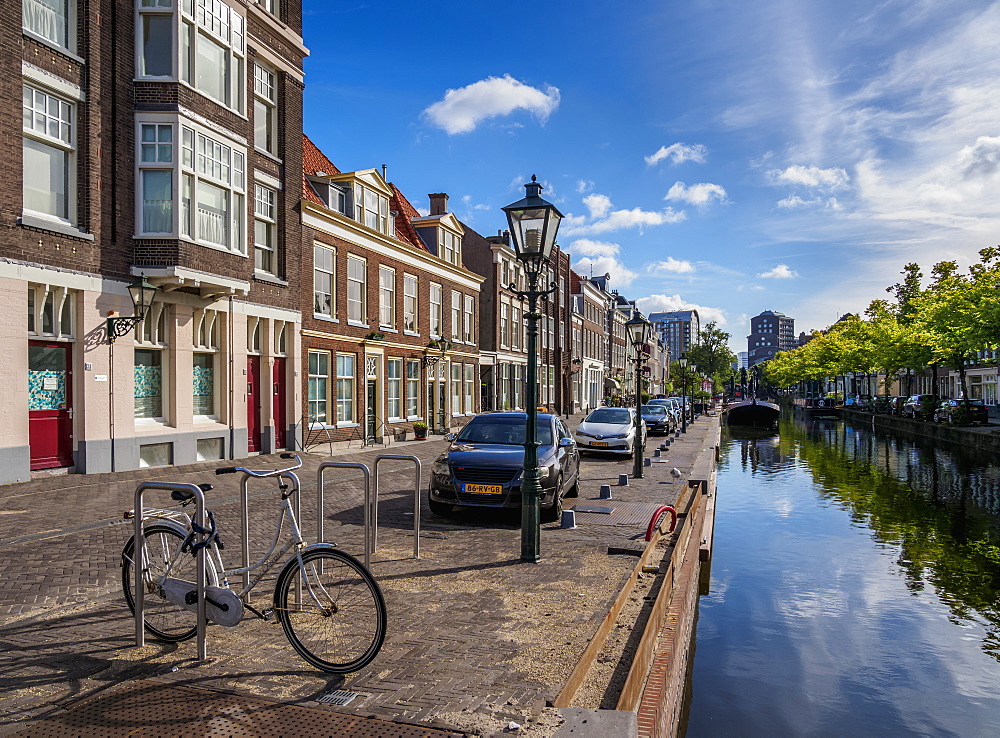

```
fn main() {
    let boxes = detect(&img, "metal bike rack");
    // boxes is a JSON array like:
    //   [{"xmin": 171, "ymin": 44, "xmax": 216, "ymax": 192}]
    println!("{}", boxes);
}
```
[
  {"xmin": 317, "ymin": 462, "xmax": 372, "ymax": 568},
  {"xmin": 133, "ymin": 481, "xmax": 209, "ymax": 661},
  {"xmin": 373, "ymin": 454, "xmax": 422, "ymax": 559},
  {"xmin": 239, "ymin": 470, "xmax": 301, "ymax": 603}
]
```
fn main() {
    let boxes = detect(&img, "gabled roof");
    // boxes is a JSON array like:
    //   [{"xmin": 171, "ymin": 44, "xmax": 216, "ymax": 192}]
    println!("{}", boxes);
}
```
[
  {"xmin": 389, "ymin": 184, "xmax": 429, "ymax": 253},
  {"xmin": 302, "ymin": 135, "xmax": 341, "ymax": 204}
]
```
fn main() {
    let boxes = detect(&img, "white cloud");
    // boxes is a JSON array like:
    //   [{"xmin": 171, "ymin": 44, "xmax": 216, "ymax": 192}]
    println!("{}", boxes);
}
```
[
  {"xmin": 576, "ymin": 179, "xmax": 595, "ymax": 194},
  {"xmin": 645, "ymin": 143, "xmax": 708, "ymax": 167},
  {"xmin": 571, "ymin": 256, "xmax": 638, "ymax": 288},
  {"xmin": 423, "ymin": 74, "xmax": 560, "ymax": 135},
  {"xmin": 776, "ymin": 195, "xmax": 816, "ymax": 209},
  {"xmin": 768, "ymin": 165, "xmax": 850, "ymax": 190},
  {"xmin": 649, "ymin": 257, "xmax": 695, "ymax": 274},
  {"xmin": 665, "ymin": 181, "xmax": 728, "ymax": 206},
  {"xmin": 957, "ymin": 135, "xmax": 1000, "ymax": 179},
  {"xmin": 561, "ymin": 206, "xmax": 686, "ymax": 236},
  {"xmin": 566, "ymin": 239, "xmax": 621, "ymax": 258},
  {"xmin": 758, "ymin": 264, "xmax": 799, "ymax": 279},
  {"xmin": 634, "ymin": 294, "xmax": 727, "ymax": 326},
  {"xmin": 582, "ymin": 193, "xmax": 613, "ymax": 219}
]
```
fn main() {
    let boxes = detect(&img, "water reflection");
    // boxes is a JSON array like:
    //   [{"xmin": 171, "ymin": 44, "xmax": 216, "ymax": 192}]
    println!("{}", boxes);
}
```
[{"xmin": 685, "ymin": 417, "xmax": 1000, "ymax": 736}]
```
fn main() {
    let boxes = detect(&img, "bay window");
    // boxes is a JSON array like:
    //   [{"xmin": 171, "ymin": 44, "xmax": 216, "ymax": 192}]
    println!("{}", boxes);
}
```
[
  {"xmin": 181, "ymin": 0, "xmax": 245, "ymax": 111},
  {"xmin": 24, "ymin": 0, "xmax": 72, "ymax": 50}
]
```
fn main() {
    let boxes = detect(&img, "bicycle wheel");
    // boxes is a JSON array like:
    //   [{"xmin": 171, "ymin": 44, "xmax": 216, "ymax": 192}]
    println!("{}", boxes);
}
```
[
  {"xmin": 273, "ymin": 548, "xmax": 386, "ymax": 673},
  {"xmin": 122, "ymin": 524, "xmax": 205, "ymax": 642}
]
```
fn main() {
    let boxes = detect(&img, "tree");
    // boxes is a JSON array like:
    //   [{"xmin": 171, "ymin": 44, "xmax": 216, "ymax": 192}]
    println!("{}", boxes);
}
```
[{"xmin": 686, "ymin": 321, "xmax": 737, "ymax": 387}]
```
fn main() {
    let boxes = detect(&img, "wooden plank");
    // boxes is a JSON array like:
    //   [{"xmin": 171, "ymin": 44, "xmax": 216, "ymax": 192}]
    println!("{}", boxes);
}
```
[{"xmin": 699, "ymin": 484, "xmax": 716, "ymax": 562}]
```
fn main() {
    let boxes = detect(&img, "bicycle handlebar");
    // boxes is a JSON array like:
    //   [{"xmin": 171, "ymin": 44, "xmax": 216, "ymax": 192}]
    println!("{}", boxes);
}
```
[{"xmin": 214, "ymin": 453, "xmax": 303, "ymax": 477}]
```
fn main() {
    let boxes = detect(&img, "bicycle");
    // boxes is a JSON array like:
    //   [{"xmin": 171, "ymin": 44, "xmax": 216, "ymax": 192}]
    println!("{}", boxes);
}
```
[{"xmin": 121, "ymin": 453, "xmax": 387, "ymax": 673}]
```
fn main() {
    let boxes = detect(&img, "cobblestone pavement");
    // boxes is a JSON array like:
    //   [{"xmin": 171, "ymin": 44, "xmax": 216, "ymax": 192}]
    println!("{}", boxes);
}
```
[{"xmin": 0, "ymin": 413, "xmax": 719, "ymax": 736}]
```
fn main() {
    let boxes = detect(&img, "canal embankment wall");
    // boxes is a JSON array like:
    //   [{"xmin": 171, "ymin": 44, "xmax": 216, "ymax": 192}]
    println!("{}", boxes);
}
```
[{"xmin": 823, "ymin": 407, "xmax": 1000, "ymax": 453}]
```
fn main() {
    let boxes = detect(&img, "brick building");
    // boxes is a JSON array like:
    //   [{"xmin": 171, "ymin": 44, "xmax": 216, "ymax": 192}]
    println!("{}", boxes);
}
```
[
  {"xmin": 747, "ymin": 309, "xmax": 794, "ymax": 366},
  {"xmin": 2, "ymin": 0, "xmax": 306, "ymax": 482},
  {"xmin": 300, "ymin": 144, "xmax": 483, "ymax": 444}
]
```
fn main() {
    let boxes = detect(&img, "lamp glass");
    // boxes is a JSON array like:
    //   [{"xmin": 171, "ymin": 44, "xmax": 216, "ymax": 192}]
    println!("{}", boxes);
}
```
[
  {"xmin": 503, "ymin": 177, "xmax": 563, "ymax": 265},
  {"xmin": 127, "ymin": 275, "xmax": 157, "ymax": 318},
  {"xmin": 625, "ymin": 315, "xmax": 649, "ymax": 346},
  {"xmin": 678, "ymin": 353, "xmax": 688, "ymax": 369}
]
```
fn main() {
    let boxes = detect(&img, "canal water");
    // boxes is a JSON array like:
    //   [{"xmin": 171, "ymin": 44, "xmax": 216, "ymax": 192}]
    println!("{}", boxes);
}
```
[{"xmin": 684, "ymin": 417, "xmax": 1000, "ymax": 736}]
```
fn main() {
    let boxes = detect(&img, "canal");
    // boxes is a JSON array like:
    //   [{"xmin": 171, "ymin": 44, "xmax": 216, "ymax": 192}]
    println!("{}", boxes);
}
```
[{"xmin": 684, "ymin": 416, "xmax": 1000, "ymax": 736}]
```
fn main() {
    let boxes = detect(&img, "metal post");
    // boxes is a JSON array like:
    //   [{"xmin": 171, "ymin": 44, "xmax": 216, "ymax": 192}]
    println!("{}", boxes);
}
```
[
  {"xmin": 521, "ymin": 276, "xmax": 542, "ymax": 564},
  {"xmin": 317, "ymin": 462, "xmax": 371, "ymax": 567},
  {"xmin": 373, "ymin": 454, "xmax": 423, "ymax": 559},
  {"xmin": 134, "ymin": 481, "xmax": 208, "ymax": 661},
  {"xmin": 682, "ymin": 375, "xmax": 688, "ymax": 434},
  {"xmin": 633, "ymin": 356, "xmax": 644, "ymax": 479}
]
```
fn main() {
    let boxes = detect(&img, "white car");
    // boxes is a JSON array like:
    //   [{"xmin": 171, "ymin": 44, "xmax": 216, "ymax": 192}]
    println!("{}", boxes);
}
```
[{"xmin": 575, "ymin": 407, "xmax": 644, "ymax": 456}]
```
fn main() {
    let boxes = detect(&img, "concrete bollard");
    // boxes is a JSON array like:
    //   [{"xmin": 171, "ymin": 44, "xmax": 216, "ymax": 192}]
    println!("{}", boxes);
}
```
[
  {"xmin": 644, "ymin": 457, "xmax": 651, "ymax": 467},
  {"xmin": 618, "ymin": 474, "xmax": 629, "ymax": 486},
  {"xmin": 654, "ymin": 448, "xmax": 661, "ymax": 457},
  {"xmin": 560, "ymin": 509, "xmax": 577, "ymax": 529},
  {"xmin": 600, "ymin": 484, "xmax": 613, "ymax": 499}
]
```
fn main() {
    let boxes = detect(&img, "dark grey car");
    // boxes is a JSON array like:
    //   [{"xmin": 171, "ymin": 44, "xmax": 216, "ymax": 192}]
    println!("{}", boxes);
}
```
[{"xmin": 428, "ymin": 412, "xmax": 580, "ymax": 522}]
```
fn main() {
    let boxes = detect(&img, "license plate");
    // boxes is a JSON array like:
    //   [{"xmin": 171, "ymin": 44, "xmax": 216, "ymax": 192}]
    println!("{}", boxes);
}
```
[
  {"xmin": 591, "ymin": 441, "xmax": 609, "ymax": 447},
  {"xmin": 464, "ymin": 483, "xmax": 503, "ymax": 495}
]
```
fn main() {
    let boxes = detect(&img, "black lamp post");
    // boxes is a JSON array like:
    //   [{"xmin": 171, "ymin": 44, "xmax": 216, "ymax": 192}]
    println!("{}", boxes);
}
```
[
  {"xmin": 679, "ymin": 353, "xmax": 689, "ymax": 433},
  {"xmin": 503, "ymin": 175, "xmax": 563, "ymax": 564},
  {"xmin": 625, "ymin": 313, "xmax": 650, "ymax": 479},
  {"xmin": 107, "ymin": 274, "xmax": 158, "ymax": 344}
]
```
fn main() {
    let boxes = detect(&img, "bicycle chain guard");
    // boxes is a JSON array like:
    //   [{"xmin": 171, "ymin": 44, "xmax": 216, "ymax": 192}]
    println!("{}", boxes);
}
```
[{"xmin": 160, "ymin": 578, "xmax": 245, "ymax": 627}]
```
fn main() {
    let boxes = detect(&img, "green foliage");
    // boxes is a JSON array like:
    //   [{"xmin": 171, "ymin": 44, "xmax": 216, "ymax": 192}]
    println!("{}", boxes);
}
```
[{"xmin": 686, "ymin": 321, "xmax": 738, "ymax": 383}]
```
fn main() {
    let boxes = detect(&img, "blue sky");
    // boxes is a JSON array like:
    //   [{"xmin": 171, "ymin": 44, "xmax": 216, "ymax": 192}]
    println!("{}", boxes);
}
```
[{"xmin": 302, "ymin": 0, "xmax": 1000, "ymax": 352}]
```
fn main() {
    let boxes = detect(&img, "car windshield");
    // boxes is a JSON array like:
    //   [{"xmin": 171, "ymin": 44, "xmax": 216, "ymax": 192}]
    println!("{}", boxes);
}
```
[
  {"xmin": 585, "ymin": 408, "xmax": 632, "ymax": 424},
  {"xmin": 641, "ymin": 405, "xmax": 667, "ymax": 415},
  {"xmin": 456, "ymin": 417, "xmax": 553, "ymax": 446}
]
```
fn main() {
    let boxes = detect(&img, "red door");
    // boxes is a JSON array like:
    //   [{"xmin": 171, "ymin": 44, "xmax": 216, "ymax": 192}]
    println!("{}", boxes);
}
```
[
  {"xmin": 273, "ymin": 357, "xmax": 287, "ymax": 449},
  {"xmin": 247, "ymin": 356, "xmax": 262, "ymax": 453},
  {"xmin": 29, "ymin": 341, "xmax": 74, "ymax": 469}
]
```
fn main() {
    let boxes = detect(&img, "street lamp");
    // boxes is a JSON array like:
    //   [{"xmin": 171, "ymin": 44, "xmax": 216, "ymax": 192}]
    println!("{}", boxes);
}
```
[
  {"xmin": 107, "ymin": 274, "xmax": 158, "ymax": 343},
  {"xmin": 503, "ymin": 175, "xmax": 563, "ymax": 564},
  {"xmin": 625, "ymin": 313, "xmax": 650, "ymax": 479},
  {"xmin": 679, "ymin": 353, "xmax": 690, "ymax": 433}
]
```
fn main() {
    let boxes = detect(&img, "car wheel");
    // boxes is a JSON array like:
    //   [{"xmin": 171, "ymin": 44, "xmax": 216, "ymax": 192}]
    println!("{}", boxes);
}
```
[
  {"xmin": 541, "ymin": 480, "xmax": 563, "ymax": 524},
  {"xmin": 565, "ymin": 477, "xmax": 580, "ymax": 498},
  {"xmin": 428, "ymin": 495, "xmax": 454, "ymax": 518}
]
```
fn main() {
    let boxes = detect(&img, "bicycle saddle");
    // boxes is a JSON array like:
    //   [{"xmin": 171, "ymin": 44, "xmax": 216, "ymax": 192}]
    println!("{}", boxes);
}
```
[{"xmin": 171, "ymin": 483, "xmax": 213, "ymax": 502}]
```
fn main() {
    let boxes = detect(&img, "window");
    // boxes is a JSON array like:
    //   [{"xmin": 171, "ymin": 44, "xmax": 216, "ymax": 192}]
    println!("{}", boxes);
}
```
[
  {"xmin": 438, "ymin": 228, "xmax": 461, "ymax": 265},
  {"xmin": 253, "ymin": 64, "xmax": 277, "ymax": 155},
  {"xmin": 138, "ymin": 0, "xmax": 173, "ymax": 78},
  {"xmin": 260, "ymin": 0, "xmax": 279, "ymax": 17},
  {"xmin": 464, "ymin": 364, "xmax": 474, "ymax": 414},
  {"xmin": 451, "ymin": 291, "xmax": 461, "ymax": 340},
  {"xmin": 406, "ymin": 359, "xmax": 420, "ymax": 418},
  {"xmin": 379, "ymin": 266, "xmax": 395, "ymax": 328},
  {"xmin": 308, "ymin": 350, "xmax": 329, "ymax": 424},
  {"xmin": 451, "ymin": 364, "xmax": 461, "ymax": 414},
  {"xmin": 463, "ymin": 295, "xmax": 474, "ymax": 343},
  {"xmin": 336, "ymin": 354, "xmax": 355, "ymax": 423},
  {"xmin": 177, "ymin": 125, "xmax": 245, "ymax": 251},
  {"xmin": 347, "ymin": 255, "xmax": 366, "ymax": 323},
  {"xmin": 313, "ymin": 243, "xmax": 334, "ymax": 316},
  {"xmin": 193, "ymin": 352, "xmax": 215, "ymax": 415},
  {"xmin": 23, "ymin": 84, "xmax": 74, "ymax": 223},
  {"xmin": 179, "ymin": 0, "xmax": 246, "ymax": 112},
  {"xmin": 387, "ymin": 359, "xmax": 402, "ymax": 420},
  {"xmin": 500, "ymin": 303, "xmax": 509, "ymax": 347},
  {"xmin": 254, "ymin": 184, "xmax": 277, "ymax": 274},
  {"xmin": 24, "ymin": 0, "xmax": 72, "ymax": 50},
  {"xmin": 403, "ymin": 274, "xmax": 417, "ymax": 333},
  {"xmin": 353, "ymin": 183, "xmax": 389, "ymax": 234},
  {"xmin": 429, "ymin": 283, "xmax": 442, "ymax": 337},
  {"xmin": 27, "ymin": 283, "xmax": 74, "ymax": 338},
  {"xmin": 137, "ymin": 123, "xmax": 173, "ymax": 233},
  {"xmin": 135, "ymin": 348, "xmax": 164, "ymax": 420}
]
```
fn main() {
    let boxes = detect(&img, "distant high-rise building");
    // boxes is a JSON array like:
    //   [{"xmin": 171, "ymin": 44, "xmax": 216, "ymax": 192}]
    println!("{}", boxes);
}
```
[
  {"xmin": 649, "ymin": 310, "xmax": 700, "ymax": 362},
  {"xmin": 747, "ymin": 310, "xmax": 795, "ymax": 365},
  {"xmin": 736, "ymin": 352, "xmax": 749, "ymax": 369}
]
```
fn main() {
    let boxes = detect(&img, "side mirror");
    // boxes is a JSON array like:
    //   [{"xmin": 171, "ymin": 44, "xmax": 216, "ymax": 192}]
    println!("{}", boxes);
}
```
[
  {"xmin": 445, "ymin": 432, "xmax": 457, "ymax": 441},
  {"xmin": 559, "ymin": 437, "xmax": 575, "ymax": 447}
]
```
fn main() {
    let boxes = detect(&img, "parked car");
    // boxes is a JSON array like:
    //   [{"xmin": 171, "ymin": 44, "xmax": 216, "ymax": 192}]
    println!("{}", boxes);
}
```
[
  {"xmin": 933, "ymin": 398, "xmax": 989, "ymax": 425},
  {"xmin": 428, "ymin": 412, "xmax": 579, "ymax": 522},
  {"xmin": 640, "ymin": 404, "xmax": 673, "ymax": 435},
  {"xmin": 888, "ymin": 396, "xmax": 909, "ymax": 416},
  {"xmin": 575, "ymin": 407, "xmax": 644, "ymax": 457},
  {"xmin": 902, "ymin": 395, "xmax": 939, "ymax": 420},
  {"xmin": 646, "ymin": 398, "xmax": 680, "ymax": 427},
  {"xmin": 872, "ymin": 395, "xmax": 893, "ymax": 414}
]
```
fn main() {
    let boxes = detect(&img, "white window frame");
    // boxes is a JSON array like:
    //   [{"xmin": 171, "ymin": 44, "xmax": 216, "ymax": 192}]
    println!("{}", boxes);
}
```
[
  {"xmin": 313, "ymin": 243, "xmax": 335, "ymax": 318},
  {"xmin": 464, "ymin": 364, "xmax": 474, "ymax": 414},
  {"xmin": 22, "ymin": 83, "xmax": 76, "ymax": 226},
  {"xmin": 463, "ymin": 295, "xmax": 474, "ymax": 343},
  {"xmin": 180, "ymin": 0, "xmax": 245, "ymax": 112},
  {"xmin": 403, "ymin": 274, "xmax": 418, "ymax": 334},
  {"xmin": 379, "ymin": 266, "xmax": 395, "ymax": 329},
  {"xmin": 336, "ymin": 353, "xmax": 355, "ymax": 424},
  {"xmin": 254, "ymin": 183, "xmax": 277, "ymax": 275},
  {"xmin": 451, "ymin": 363, "xmax": 462, "ymax": 416},
  {"xmin": 438, "ymin": 228, "xmax": 461, "ymax": 266},
  {"xmin": 387, "ymin": 358, "xmax": 402, "ymax": 421},
  {"xmin": 138, "ymin": 122, "xmax": 174, "ymax": 235},
  {"xmin": 27, "ymin": 283, "xmax": 75, "ymax": 339},
  {"xmin": 347, "ymin": 255, "xmax": 367, "ymax": 325},
  {"xmin": 308, "ymin": 350, "xmax": 330, "ymax": 425},
  {"xmin": 23, "ymin": 0, "xmax": 76, "ymax": 52},
  {"xmin": 253, "ymin": 63, "xmax": 277, "ymax": 156},
  {"xmin": 450, "ymin": 290, "xmax": 461, "ymax": 342},
  {"xmin": 353, "ymin": 182, "xmax": 389, "ymax": 235},
  {"xmin": 429, "ymin": 282, "xmax": 442, "ymax": 338},
  {"xmin": 136, "ymin": 0, "xmax": 175, "ymax": 79},
  {"xmin": 406, "ymin": 359, "xmax": 420, "ymax": 420},
  {"xmin": 192, "ymin": 308, "xmax": 222, "ymax": 422}
]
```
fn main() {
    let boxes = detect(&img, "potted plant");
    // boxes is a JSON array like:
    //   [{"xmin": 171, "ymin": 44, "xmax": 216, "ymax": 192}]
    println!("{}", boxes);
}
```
[{"xmin": 412, "ymin": 421, "xmax": 428, "ymax": 440}]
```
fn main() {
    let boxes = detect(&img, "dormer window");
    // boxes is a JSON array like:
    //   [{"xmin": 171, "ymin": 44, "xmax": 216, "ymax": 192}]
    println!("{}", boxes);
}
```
[
  {"xmin": 354, "ymin": 183, "xmax": 389, "ymax": 234},
  {"xmin": 438, "ymin": 228, "xmax": 461, "ymax": 266}
]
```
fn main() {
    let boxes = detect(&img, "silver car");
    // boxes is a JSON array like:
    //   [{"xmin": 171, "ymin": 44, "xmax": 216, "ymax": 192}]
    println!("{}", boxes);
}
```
[{"xmin": 574, "ymin": 407, "xmax": 644, "ymax": 456}]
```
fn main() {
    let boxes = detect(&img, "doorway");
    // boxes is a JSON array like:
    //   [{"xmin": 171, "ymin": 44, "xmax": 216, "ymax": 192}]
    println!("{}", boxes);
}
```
[
  {"xmin": 28, "ymin": 341, "xmax": 74, "ymax": 469},
  {"xmin": 247, "ymin": 356, "xmax": 262, "ymax": 452}
]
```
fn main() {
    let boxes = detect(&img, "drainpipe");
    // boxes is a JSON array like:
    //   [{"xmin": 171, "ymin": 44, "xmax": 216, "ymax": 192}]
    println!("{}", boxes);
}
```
[{"xmin": 229, "ymin": 296, "xmax": 235, "ymax": 459}]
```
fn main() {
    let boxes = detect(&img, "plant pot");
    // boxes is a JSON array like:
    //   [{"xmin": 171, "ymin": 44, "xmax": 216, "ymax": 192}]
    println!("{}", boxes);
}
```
[{"xmin": 413, "ymin": 428, "xmax": 428, "ymax": 440}]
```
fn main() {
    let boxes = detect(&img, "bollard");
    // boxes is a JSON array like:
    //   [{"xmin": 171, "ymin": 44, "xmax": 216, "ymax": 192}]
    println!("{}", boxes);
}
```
[
  {"xmin": 600, "ymin": 484, "xmax": 613, "ymax": 499},
  {"xmin": 560, "ymin": 509, "xmax": 577, "ymax": 529},
  {"xmin": 644, "ymin": 457, "xmax": 651, "ymax": 467},
  {"xmin": 618, "ymin": 473, "xmax": 629, "ymax": 486},
  {"xmin": 654, "ymin": 448, "xmax": 661, "ymax": 457}
]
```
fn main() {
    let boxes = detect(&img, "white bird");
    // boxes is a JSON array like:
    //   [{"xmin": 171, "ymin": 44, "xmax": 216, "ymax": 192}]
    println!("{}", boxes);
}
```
[{"xmin": 670, "ymin": 467, "xmax": 682, "ymax": 483}]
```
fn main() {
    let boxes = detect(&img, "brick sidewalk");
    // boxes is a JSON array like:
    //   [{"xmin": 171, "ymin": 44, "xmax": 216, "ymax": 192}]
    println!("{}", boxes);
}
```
[{"xmin": 0, "ymin": 414, "xmax": 719, "ymax": 736}]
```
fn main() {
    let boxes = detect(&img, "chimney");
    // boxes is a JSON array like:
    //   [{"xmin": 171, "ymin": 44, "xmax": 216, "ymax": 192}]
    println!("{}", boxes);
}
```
[{"xmin": 428, "ymin": 193, "xmax": 449, "ymax": 215}]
